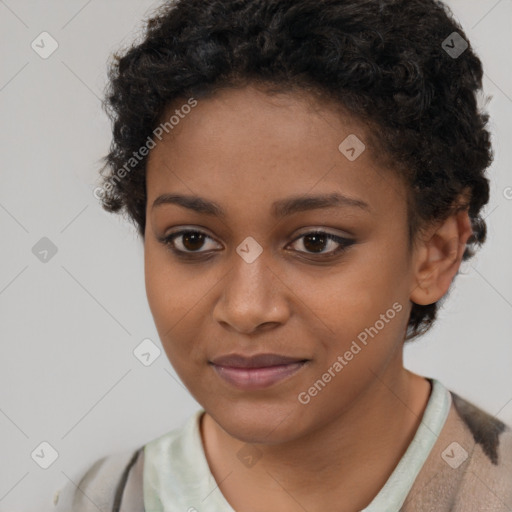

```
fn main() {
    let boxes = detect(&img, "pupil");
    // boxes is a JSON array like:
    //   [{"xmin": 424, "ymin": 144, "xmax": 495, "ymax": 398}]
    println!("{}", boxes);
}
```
[
  {"xmin": 183, "ymin": 232, "xmax": 205, "ymax": 251},
  {"xmin": 304, "ymin": 233, "xmax": 326, "ymax": 253}
]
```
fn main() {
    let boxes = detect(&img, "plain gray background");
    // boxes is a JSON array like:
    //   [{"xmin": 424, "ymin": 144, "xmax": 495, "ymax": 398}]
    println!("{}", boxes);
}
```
[{"xmin": 0, "ymin": 0, "xmax": 511, "ymax": 510}]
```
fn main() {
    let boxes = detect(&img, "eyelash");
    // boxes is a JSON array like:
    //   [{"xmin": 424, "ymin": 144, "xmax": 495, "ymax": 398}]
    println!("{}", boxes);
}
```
[{"xmin": 159, "ymin": 229, "xmax": 355, "ymax": 260}]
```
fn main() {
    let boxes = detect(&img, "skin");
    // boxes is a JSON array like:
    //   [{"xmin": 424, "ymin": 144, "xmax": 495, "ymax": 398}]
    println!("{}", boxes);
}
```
[{"xmin": 144, "ymin": 84, "xmax": 472, "ymax": 512}]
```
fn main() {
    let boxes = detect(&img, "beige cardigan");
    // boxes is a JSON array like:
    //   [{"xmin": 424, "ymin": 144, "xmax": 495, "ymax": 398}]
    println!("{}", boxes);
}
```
[{"xmin": 54, "ymin": 390, "xmax": 512, "ymax": 511}]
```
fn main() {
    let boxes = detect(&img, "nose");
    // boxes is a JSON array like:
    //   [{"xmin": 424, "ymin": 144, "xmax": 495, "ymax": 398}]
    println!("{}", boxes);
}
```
[{"xmin": 212, "ymin": 252, "xmax": 290, "ymax": 334}]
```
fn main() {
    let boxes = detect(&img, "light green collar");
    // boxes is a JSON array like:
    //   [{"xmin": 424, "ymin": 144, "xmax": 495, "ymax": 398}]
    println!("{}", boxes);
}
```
[{"xmin": 144, "ymin": 378, "xmax": 451, "ymax": 512}]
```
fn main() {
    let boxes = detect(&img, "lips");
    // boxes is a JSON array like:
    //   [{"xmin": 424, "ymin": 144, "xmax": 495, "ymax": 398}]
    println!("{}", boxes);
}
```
[
  {"xmin": 209, "ymin": 353, "xmax": 310, "ymax": 390},
  {"xmin": 210, "ymin": 353, "xmax": 308, "ymax": 368}
]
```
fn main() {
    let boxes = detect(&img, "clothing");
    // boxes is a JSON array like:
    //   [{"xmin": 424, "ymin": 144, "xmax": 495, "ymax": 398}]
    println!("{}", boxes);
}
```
[{"xmin": 53, "ymin": 378, "xmax": 512, "ymax": 511}]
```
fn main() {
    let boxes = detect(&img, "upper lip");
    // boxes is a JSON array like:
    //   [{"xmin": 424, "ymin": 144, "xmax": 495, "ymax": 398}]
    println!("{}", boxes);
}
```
[{"xmin": 210, "ymin": 353, "xmax": 308, "ymax": 368}]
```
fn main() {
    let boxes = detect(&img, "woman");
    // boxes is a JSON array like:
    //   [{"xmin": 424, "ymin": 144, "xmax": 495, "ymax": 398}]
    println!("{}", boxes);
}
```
[{"xmin": 54, "ymin": 0, "xmax": 512, "ymax": 510}]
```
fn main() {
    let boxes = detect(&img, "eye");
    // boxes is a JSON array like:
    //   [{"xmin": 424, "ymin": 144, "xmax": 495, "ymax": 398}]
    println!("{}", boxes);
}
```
[
  {"xmin": 159, "ymin": 228, "xmax": 354, "ymax": 259},
  {"xmin": 287, "ymin": 230, "xmax": 354, "ymax": 257},
  {"xmin": 160, "ymin": 229, "xmax": 220, "ymax": 255}
]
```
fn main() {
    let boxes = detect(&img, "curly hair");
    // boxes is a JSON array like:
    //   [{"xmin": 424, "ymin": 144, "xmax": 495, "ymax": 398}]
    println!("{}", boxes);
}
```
[{"xmin": 98, "ymin": 0, "xmax": 493, "ymax": 341}]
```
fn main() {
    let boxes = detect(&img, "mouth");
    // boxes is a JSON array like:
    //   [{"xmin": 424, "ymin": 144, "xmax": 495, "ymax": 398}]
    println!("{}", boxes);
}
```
[{"xmin": 209, "ymin": 353, "xmax": 310, "ymax": 390}]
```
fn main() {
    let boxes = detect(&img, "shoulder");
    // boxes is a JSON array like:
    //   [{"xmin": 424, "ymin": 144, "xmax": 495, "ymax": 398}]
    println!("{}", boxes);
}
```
[
  {"xmin": 450, "ymin": 392, "xmax": 512, "ymax": 500},
  {"xmin": 53, "ymin": 446, "xmax": 144, "ymax": 512},
  {"xmin": 441, "ymin": 391, "xmax": 512, "ymax": 512},
  {"xmin": 53, "ymin": 412, "xmax": 204, "ymax": 511},
  {"xmin": 402, "ymin": 384, "xmax": 512, "ymax": 511},
  {"xmin": 450, "ymin": 391, "xmax": 512, "ymax": 466}
]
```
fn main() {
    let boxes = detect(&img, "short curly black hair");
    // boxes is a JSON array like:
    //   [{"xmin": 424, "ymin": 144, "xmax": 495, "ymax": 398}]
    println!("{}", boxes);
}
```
[{"xmin": 97, "ymin": 0, "xmax": 493, "ymax": 341}]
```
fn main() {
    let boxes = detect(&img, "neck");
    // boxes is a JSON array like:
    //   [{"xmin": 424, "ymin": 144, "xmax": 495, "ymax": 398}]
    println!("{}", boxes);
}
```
[{"xmin": 201, "ymin": 364, "xmax": 431, "ymax": 512}]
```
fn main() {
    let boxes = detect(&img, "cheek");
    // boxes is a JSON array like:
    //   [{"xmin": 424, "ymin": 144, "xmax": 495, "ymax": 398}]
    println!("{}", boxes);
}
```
[
  {"xmin": 291, "ymin": 242, "xmax": 410, "ymax": 369},
  {"xmin": 144, "ymin": 244, "xmax": 185, "ymax": 345},
  {"xmin": 301, "ymin": 249, "xmax": 407, "ymax": 328},
  {"xmin": 144, "ymin": 241, "xmax": 197, "ymax": 325},
  {"xmin": 144, "ymin": 242, "xmax": 214, "ymax": 369},
  {"xmin": 144, "ymin": 247, "xmax": 174, "ymax": 325}
]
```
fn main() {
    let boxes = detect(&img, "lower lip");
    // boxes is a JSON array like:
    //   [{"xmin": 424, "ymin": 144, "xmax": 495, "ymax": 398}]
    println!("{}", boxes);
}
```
[{"xmin": 211, "ymin": 361, "xmax": 308, "ymax": 390}]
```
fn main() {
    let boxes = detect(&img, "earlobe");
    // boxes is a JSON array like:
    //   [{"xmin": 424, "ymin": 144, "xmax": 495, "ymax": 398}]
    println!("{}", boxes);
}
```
[{"xmin": 410, "ymin": 209, "xmax": 473, "ymax": 306}]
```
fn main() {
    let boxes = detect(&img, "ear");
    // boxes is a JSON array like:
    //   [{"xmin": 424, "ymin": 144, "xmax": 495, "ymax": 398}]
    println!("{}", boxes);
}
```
[{"xmin": 410, "ymin": 208, "xmax": 473, "ymax": 306}]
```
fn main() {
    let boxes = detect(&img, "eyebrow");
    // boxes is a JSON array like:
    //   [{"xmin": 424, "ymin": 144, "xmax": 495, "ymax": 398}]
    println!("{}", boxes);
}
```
[{"xmin": 152, "ymin": 192, "xmax": 370, "ymax": 218}]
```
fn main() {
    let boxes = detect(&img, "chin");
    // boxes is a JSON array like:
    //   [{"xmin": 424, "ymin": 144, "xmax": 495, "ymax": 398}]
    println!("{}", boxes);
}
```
[{"xmin": 206, "ymin": 400, "xmax": 309, "ymax": 445}]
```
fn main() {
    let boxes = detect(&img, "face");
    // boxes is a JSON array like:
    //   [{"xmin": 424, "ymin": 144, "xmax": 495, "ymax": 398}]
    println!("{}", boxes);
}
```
[{"xmin": 144, "ymin": 84, "xmax": 419, "ymax": 444}]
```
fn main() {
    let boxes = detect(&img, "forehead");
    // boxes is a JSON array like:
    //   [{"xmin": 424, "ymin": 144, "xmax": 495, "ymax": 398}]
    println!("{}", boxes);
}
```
[{"xmin": 145, "ymin": 85, "xmax": 408, "ymax": 219}]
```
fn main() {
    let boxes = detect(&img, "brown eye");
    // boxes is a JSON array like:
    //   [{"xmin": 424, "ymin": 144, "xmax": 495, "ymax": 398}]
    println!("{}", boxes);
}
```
[
  {"xmin": 302, "ymin": 233, "xmax": 330, "ymax": 253},
  {"xmin": 179, "ymin": 231, "xmax": 206, "ymax": 251},
  {"xmin": 161, "ymin": 230, "xmax": 220, "ymax": 254},
  {"xmin": 288, "ymin": 231, "xmax": 354, "ymax": 256}
]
